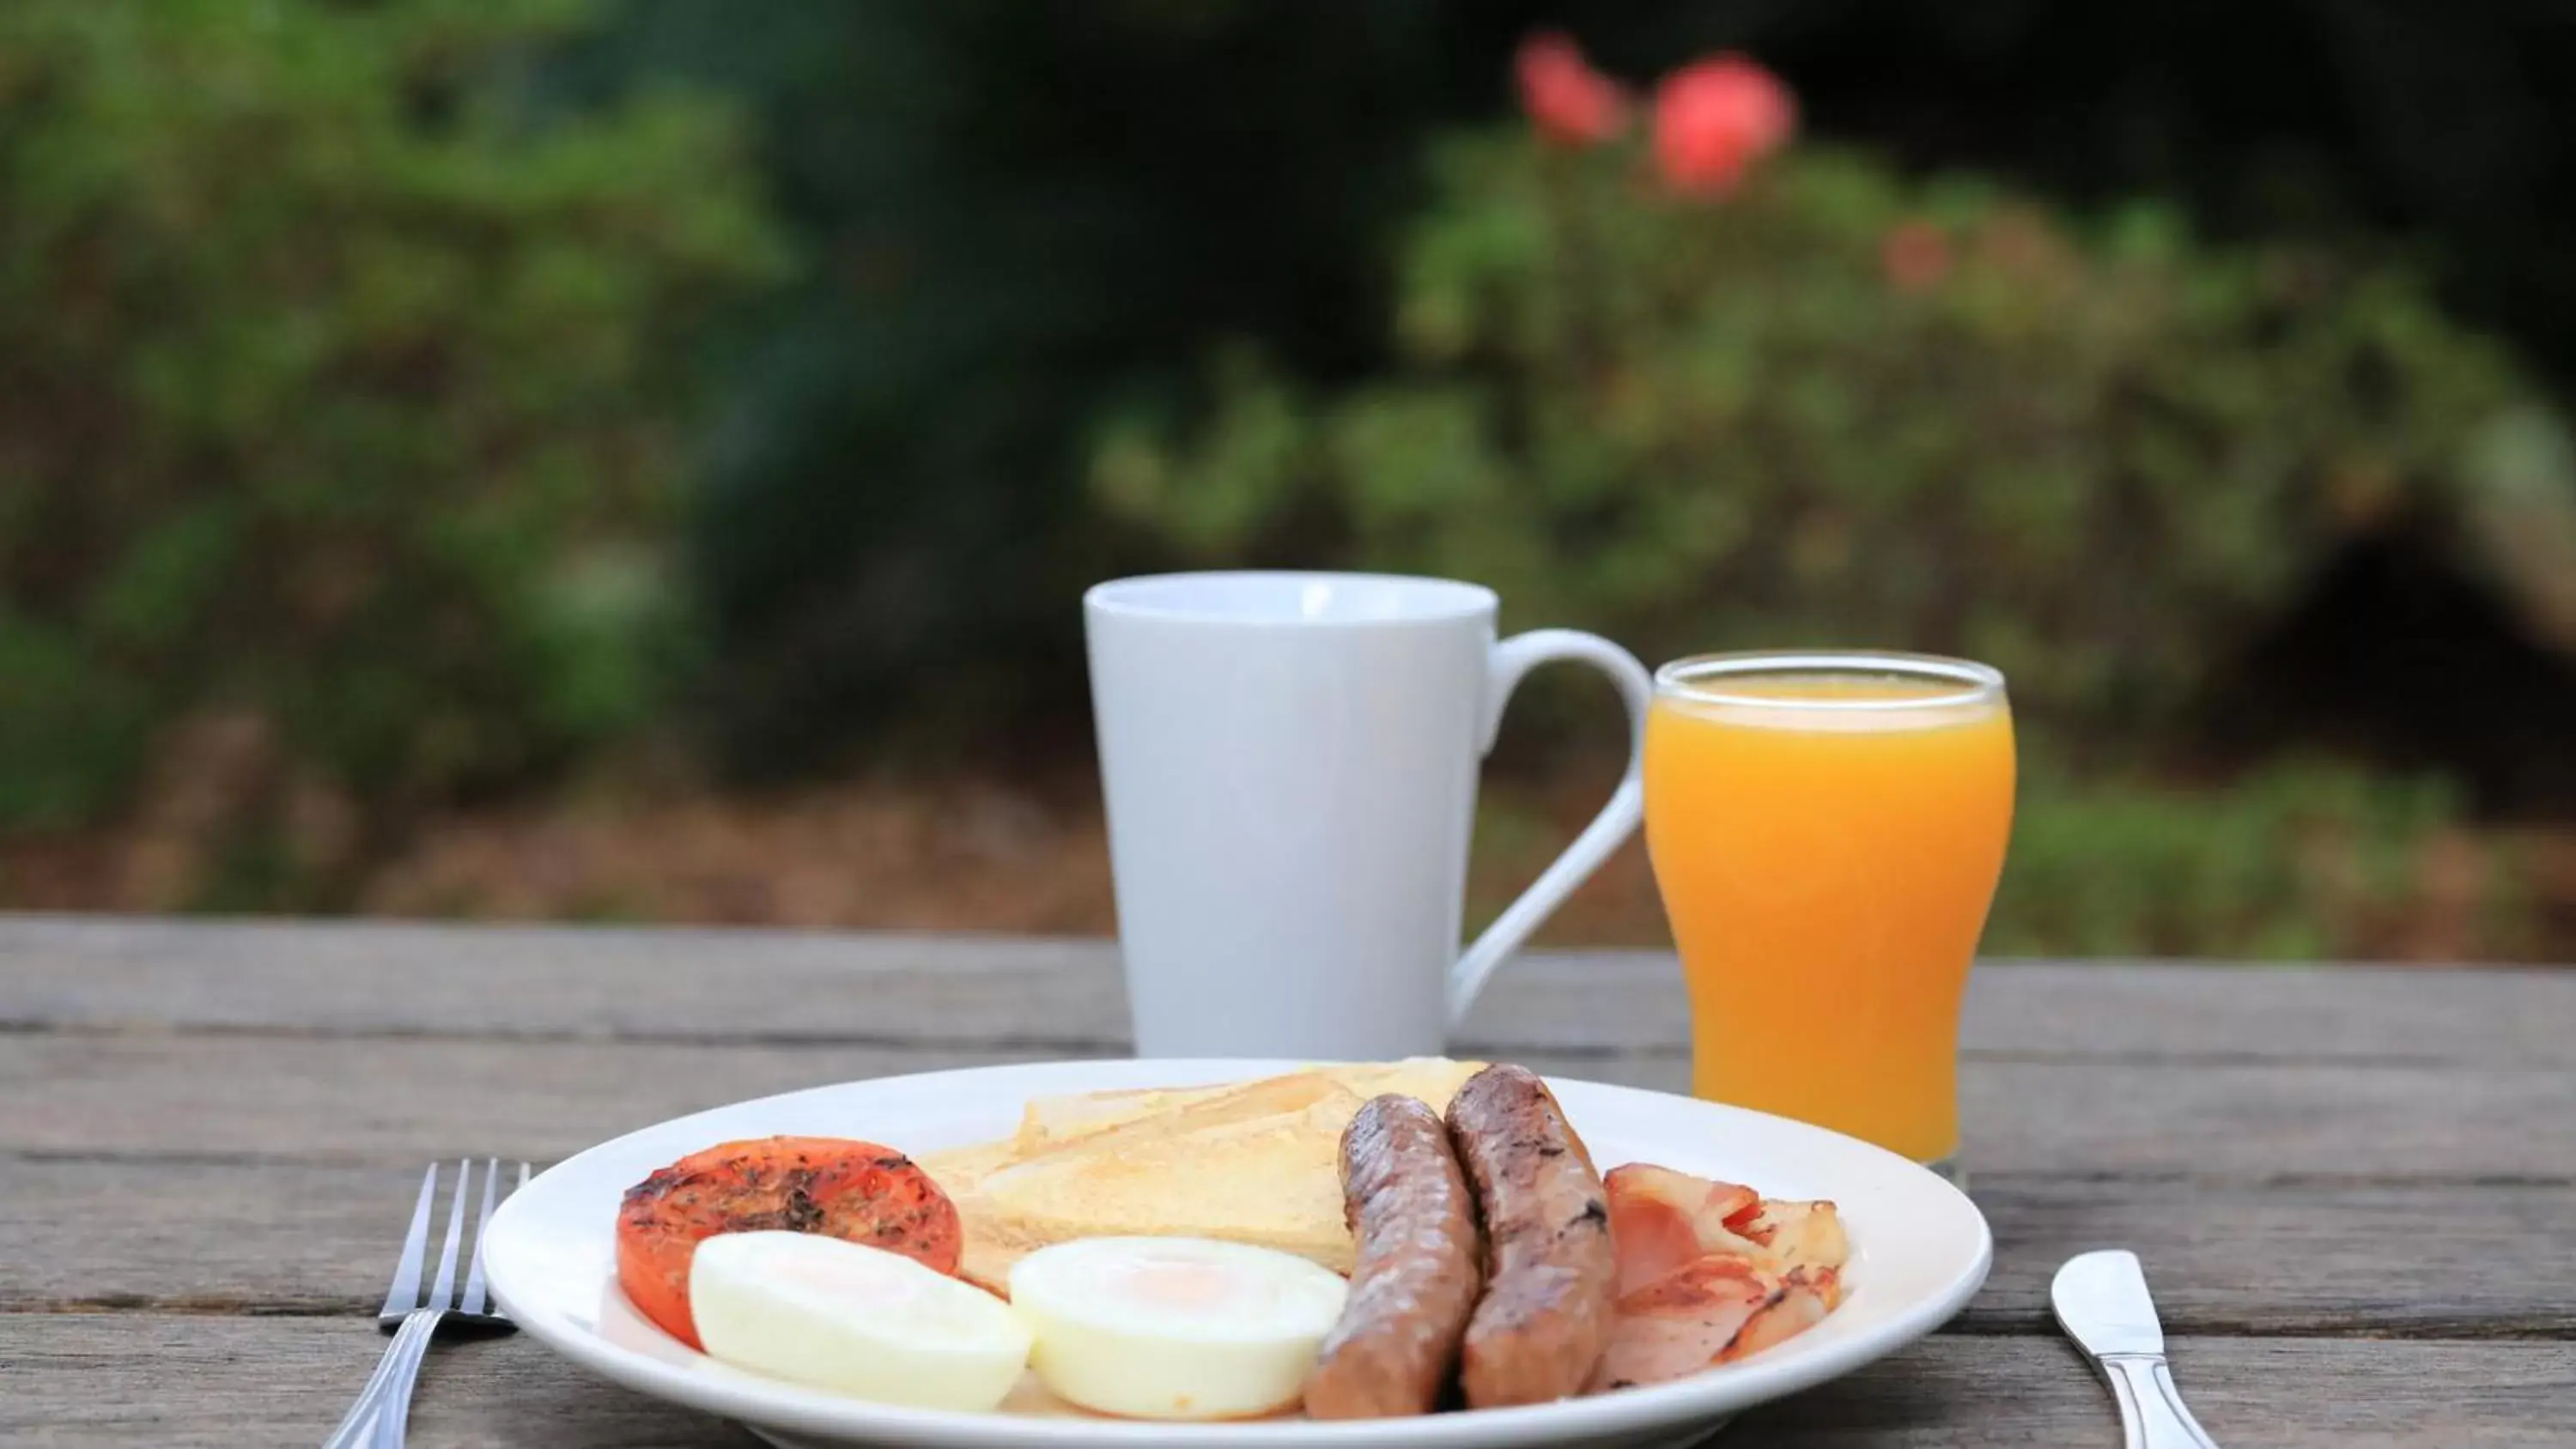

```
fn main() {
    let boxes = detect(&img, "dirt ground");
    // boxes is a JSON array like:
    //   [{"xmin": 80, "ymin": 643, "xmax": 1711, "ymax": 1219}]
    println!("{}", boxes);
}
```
[
  {"xmin": 0, "ymin": 767, "xmax": 1674, "ymax": 945},
  {"xmin": 355, "ymin": 772, "xmax": 1678, "ymax": 945},
  {"xmin": 3, "ymin": 756, "xmax": 2568, "ymax": 959}
]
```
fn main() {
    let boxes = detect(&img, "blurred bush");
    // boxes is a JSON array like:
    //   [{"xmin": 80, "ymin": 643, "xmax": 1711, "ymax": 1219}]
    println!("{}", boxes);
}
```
[
  {"xmin": 544, "ymin": 3, "xmax": 2576, "ymax": 774},
  {"xmin": 1563, "ymin": 4, "xmax": 2576, "ymax": 383},
  {"xmin": 544, "ymin": 2, "xmax": 1528, "ymax": 772},
  {"xmin": 1091, "ymin": 131, "xmax": 2569, "ymax": 751},
  {"xmin": 1985, "ymin": 756, "xmax": 2512, "ymax": 960},
  {"xmin": 0, "ymin": 0, "xmax": 783, "ymax": 872}
]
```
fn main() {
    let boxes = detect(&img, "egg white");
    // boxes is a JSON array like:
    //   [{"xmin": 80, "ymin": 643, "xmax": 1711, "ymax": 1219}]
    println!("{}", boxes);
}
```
[
  {"xmin": 690, "ymin": 1231, "xmax": 1030, "ymax": 1412},
  {"xmin": 1007, "ymin": 1236, "xmax": 1350, "ymax": 1421}
]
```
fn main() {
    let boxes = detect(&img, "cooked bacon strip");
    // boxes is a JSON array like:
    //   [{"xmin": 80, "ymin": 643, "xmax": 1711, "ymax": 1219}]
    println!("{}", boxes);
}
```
[
  {"xmin": 1733, "ymin": 1198, "xmax": 1849, "ymax": 1273},
  {"xmin": 1591, "ymin": 1161, "xmax": 1852, "ymax": 1391},
  {"xmin": 1589, "ymin": 1254, "xmax": 1780, "ymax": 1391},
  {"xmin": 1602, "ymin": 1163, "xmax": 1763, "ymax": 1294},
  {"xmin": 1719, "ymin": 1266, "xmax": 1838, "ymax": 1365}
]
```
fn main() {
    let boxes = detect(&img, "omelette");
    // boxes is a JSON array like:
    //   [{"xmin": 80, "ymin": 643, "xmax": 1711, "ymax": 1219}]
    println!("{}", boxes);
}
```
[{"xmin": 918, "ymin": 1058, "xmax": 1485, "ymax": 1294}]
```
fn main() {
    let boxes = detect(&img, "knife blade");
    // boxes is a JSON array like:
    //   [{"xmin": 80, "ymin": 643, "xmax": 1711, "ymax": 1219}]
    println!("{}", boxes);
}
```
[{"xmin": 2050, "ymin": 1251, "xmax": 2222, "ymax": 1449}]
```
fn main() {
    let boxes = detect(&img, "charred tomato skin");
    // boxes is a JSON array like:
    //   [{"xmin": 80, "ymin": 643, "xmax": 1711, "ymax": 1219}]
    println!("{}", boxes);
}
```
[{"xmin": 615, "ymin": 1136, "xmax": 961, "ymax": 1348}]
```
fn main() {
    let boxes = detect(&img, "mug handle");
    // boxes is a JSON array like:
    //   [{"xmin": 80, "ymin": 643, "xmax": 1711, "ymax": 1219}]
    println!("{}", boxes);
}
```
[{"xmin": 1448, "ymin": 629, "xmax": 1654, "ymax": 1028}]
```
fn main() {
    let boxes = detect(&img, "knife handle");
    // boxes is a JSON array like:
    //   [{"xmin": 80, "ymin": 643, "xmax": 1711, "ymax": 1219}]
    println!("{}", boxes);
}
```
[{"xmin": 2100, "ymin": 1353, "xmax": 2220, "ymax": 1449}]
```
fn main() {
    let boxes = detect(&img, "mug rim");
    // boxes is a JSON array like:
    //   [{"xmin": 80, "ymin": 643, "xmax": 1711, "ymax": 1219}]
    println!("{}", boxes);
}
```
[{"xmin": 1084, "ymin": 570, "xmax": 1498, "ymax": 627}]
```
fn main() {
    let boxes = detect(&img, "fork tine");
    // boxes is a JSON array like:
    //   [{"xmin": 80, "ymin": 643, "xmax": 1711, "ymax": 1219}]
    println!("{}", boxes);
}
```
[
  {"xmin": 429, "ymin": 1157, "xmax": 471, "ymax": 1309},
  {"xmin": 460, "ymin": 1157, "xmax": 502, "ymax": 1316},
  {"xmin": 379, "ymin": 1163, "xmax": 440, "ymax": 1319}
]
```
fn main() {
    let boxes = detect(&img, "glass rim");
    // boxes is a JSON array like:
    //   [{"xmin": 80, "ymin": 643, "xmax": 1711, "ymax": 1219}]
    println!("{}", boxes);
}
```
[{"xmin": 1653, "ymin": 649, "xmax": 2006, "ymax": 712}]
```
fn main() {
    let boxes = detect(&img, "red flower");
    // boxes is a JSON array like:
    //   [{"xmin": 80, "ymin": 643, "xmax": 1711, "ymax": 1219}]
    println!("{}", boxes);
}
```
[
  {"xmin": 1880, "ymin": 221, "xmax": 1953, "ymax": 292},
  {"xmin": 1516, "ymin": 31, "xmax": 1629, "ymax": 147},
  {"xmin": 1652, "ymin": 53, "xmax": 1795, "ymax": 196}
]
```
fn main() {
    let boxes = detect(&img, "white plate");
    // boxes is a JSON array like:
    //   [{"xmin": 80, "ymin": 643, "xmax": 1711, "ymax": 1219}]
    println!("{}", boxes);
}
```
[{"xmin": 483, "ymin": 1059, "xmax": 1990, "ymax": 1448}]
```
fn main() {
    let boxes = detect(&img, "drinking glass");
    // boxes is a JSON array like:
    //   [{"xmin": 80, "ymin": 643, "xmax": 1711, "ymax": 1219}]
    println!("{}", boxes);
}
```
[{"xmin": 1642, "ymin": 651, "xmax": 2014, "ymax": 1176}]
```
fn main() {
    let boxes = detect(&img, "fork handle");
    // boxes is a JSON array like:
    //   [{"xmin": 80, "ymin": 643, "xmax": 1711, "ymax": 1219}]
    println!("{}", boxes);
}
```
[
  {"xmin": 366, "ymin": 1309, "xmax": 446, "ymax": 1449},
  {"xmin": 321, "ymin": 1310, "xmax": 442, "ymax": 1449},
  {"xmin": 320, "ymin": 1319, "xmax": 411, "ymax": 1449}
]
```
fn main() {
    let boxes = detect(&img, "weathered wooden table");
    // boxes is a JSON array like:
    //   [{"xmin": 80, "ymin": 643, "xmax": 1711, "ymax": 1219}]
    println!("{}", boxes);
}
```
[{"xmin": 3, "ymin": 916, "xmax": 2570, "ymax": 1446}]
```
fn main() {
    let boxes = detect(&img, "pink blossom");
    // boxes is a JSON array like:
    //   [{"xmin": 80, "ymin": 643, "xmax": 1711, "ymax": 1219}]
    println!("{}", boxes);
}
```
[
  {"xmin": 1652, "ymin": 53, "xmax": 1795, "ymax": 196},
  {"xmin": 1516, "ymin": 31, "xmax": 1629, "ymax": 147}
]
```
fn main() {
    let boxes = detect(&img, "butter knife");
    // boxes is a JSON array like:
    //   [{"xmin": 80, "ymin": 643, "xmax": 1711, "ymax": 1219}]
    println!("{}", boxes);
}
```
[{"xmin": 2050, "ymin": 1251, "xmax": 2222, "ymax": 1449}]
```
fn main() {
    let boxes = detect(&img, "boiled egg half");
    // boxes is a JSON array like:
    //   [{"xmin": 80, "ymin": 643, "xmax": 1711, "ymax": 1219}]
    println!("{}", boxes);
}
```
[
  {"xmin": 1007, "ymin": 1236, "xmax": 1349, "ymax": 1420},
  {"xmin": 690, "ymin": 1231, "xmax": 1030, "ymax": 1412}
]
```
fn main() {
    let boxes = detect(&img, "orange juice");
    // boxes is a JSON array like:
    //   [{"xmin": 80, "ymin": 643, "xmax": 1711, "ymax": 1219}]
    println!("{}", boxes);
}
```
[{"xmin": 1643, "ymin": 658, "xmax": 2014, "ymax": 1164}]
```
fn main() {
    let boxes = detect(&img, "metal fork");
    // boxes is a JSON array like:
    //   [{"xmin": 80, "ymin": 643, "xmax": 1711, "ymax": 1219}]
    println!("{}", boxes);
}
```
[{"xmin": 324, "ymin": 1159, "xmax": 528, "ymax": 1449}]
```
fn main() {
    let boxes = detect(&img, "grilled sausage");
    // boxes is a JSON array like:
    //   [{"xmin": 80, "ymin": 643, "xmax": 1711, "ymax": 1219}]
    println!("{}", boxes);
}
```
[
  {"xmin": 1303, "ymin": 1094, "xmax": 1484, "ymax": 1419},
  {"xmin": 1445, "ymin": 1064, "xmax": 1617, "ymax": 1407}
]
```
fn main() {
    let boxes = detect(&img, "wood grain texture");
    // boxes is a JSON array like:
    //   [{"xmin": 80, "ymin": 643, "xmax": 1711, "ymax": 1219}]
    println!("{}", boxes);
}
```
[
  {"xmin": 0, "ymin": 1034, "xmax": 1042, "ymax": 1161},
  {"xmin": 0, "ymin": 1313, "xmax": 756, "ymax": 1449},
  {"xmin": 5, "ymin": 1032, "xmax": 2568, "ymax": 1177},
  {"xmin": 1969, "ymin": 1175, "xmax": 2576, "ymax": 1338},
  {"xmin": 3, "ymin": 917, "xmax": 2567, "ymax": 1446},
  {"xmin": 3, "ymin": 1315, "xmax": 2568, "ymax": 1448},
  {"xmin": 7, "ymin": 1158, "xmax": 2571, "ymax": 1338},
  {"xmin": 3, "ymin": 914, "xmax": 2569, "ymax": 1064}
]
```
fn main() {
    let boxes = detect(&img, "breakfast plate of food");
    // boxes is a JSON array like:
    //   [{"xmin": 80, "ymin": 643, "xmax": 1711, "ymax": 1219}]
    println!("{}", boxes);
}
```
[{"xmin": 481, "ymin": 1057, "xmax": 1989, "ymax": 1447}]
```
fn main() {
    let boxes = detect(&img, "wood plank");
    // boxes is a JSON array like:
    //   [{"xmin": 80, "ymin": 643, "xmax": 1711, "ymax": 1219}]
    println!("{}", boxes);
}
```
[
  {"xmin": 1753, "ymin": 1337, "xmax": 2576, "ymax": 1449},
  {"xmin": 1953, "ymin": 1058, "xmax": 2576, "ymax": 1180},
  {"xmin": 2, "ymin": 1315, "xmax": 2567, "ymax": 1447},
  {"xmin": 1969, "ymin": 1175, "xmax": 2576, "ymax": 1338},
  {"xmin": 4, "ymin": 1033, "xmax": 2569, "ymax": 1178},
  {"xmin": 0, "ymin": 1313, "xmax": 756, "ymax": 1449},
  {"xmin": 0, "ymin": 1035, "xmax": 1042, "ymax": 1163},
  {"xmin": 3, "ymin": 914, "xmax": 2568, "ymax": 1064},
  {"xmin": 6, "ymin": 1159, "xmax": 2568, "ymax": 1338},
  {"xmin": 0, "ymin": 917, "xmax": 1134, "ymax": 1047}
]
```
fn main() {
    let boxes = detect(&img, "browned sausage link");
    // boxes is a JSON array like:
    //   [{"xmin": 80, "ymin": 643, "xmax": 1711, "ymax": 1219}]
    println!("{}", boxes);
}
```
[
  {"xmin": 1446, "ymin": 1064, "xmax": 1617, "ymax": 1408},
  {"xmin": 1302, "ymin": 1094, "xmax": 1484, "ymax": 1419}
]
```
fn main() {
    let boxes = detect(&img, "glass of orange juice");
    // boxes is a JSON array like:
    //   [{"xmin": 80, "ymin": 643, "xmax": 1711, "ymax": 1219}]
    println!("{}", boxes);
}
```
[{"xmin": 1643, "ymin": 651, "xmax": 2014, "ymax": 1174}]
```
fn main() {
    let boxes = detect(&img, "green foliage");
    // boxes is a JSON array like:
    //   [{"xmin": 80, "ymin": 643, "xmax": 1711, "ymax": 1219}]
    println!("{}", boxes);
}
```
[
  {"xmin": 0, "ymin": 0, "xmax": 786, "ymax": 834},
  {"xmin": 562, "ymin": 4, "xmax": 2576, "ymax": 771},
  {"xmin": 1093, "ymin": 134, "xmax": 2566, "ymax": 749},
  {"xmin": 1986, "ymin": 759, "xmax": 2491, "ymax": 959},
  {"xmin": 547, "ymin": 2, "xmax": 1533, "ymax": 770}
]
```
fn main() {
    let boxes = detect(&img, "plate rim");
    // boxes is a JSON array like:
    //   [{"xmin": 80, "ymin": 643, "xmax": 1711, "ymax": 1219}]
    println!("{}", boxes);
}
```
[{"xmin": 486, "ymin": 1058, "xmax": 1992, "ymax": 1447}]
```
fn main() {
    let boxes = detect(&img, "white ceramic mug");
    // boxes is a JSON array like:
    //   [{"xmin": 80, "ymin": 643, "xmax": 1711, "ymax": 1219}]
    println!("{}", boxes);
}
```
[{"xmin": 1084, "ymin": 571, "xmax": 1651, "ymax": 1058}]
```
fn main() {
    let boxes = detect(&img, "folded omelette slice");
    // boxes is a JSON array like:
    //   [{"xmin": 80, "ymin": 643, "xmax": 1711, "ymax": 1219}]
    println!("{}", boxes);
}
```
[{"xmin": 920, "ymin": 1058, "xmax": 1485, "ymax": 1294}]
